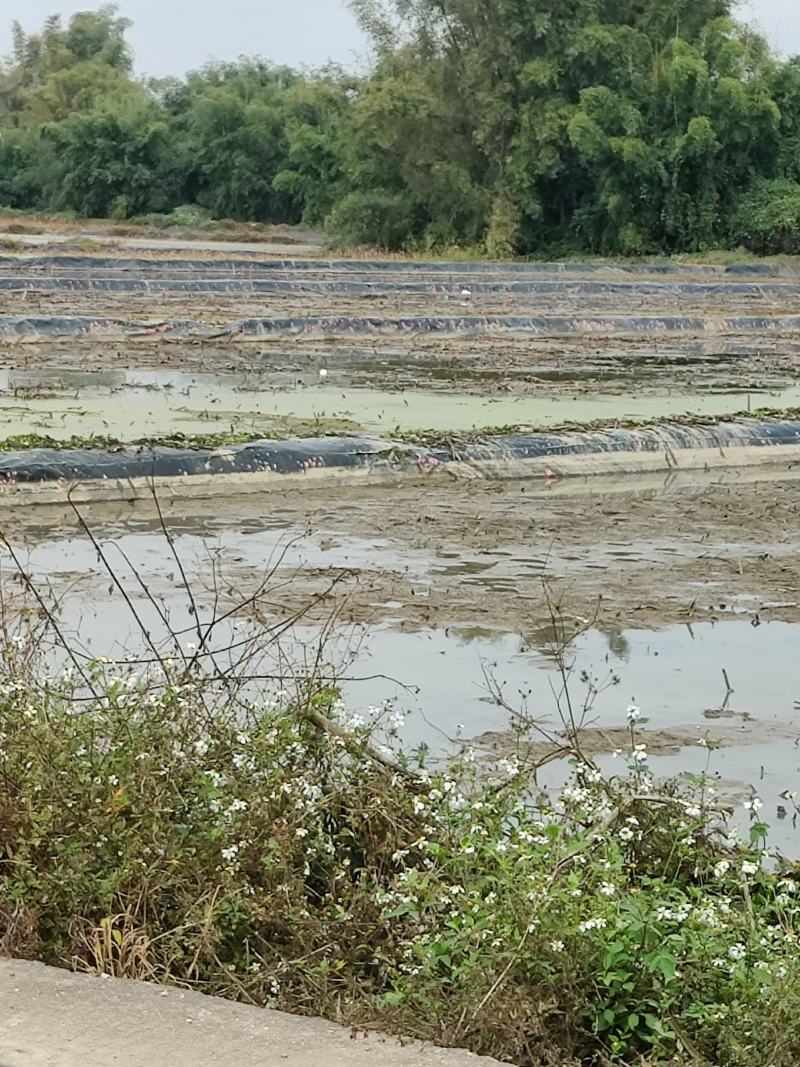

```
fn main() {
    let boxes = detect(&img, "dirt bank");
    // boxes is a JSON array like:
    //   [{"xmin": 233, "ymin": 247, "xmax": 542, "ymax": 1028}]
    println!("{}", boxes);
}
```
[{"xmin": 473, "ymin": 717, "xmax": 799, "ymax": 761}]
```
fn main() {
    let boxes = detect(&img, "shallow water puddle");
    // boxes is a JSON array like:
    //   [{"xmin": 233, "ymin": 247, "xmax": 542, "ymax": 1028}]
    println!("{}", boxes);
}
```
[
  {"xmin": 339, "ymin": 621, "xmax": 799, "ymax": 744},
  {"xmin": 2, "ymin": 366, "xmax": 800, "ymax": 439},
  {"xmin": 330, "ymin": 621, "xmax": 800, "ymax": 850}
]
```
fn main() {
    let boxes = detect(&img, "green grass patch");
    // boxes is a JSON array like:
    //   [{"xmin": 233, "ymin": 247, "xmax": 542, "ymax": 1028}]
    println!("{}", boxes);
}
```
[
  {"xmin": 396, "ymin": 407, "xmax": 800, "ymax": 448},
  {"xmin": 0, "ymin": 431, "xmax": 270, "ymax": 452},
  {"xmin": 0, "ymin": 425, "xmax": 362, "ymax": 452},
  {"xmin": 3, "ymin": 408, "xmax": 800, "ymax": 457}
]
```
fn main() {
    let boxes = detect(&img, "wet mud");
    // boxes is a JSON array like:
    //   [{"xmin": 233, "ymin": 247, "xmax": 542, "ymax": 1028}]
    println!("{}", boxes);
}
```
[{"xmin": 5, "ymin": 469, "xmax": 800, "ymax": 635}]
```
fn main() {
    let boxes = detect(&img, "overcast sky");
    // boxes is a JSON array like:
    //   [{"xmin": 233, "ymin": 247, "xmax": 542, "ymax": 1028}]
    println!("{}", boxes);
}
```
[{"xmin": 0, "ymin": 0, "xmax": 797, "ymax": 78}]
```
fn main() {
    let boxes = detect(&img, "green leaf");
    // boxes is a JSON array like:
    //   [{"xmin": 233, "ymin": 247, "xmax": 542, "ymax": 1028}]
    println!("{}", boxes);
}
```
[
  {"xmin": 645, "ymin": 950, "xmax": 677, "ymax": 982},
  {"xmin": 381, "ymin": 991, "xmax": 405, "ymax": 1006}
]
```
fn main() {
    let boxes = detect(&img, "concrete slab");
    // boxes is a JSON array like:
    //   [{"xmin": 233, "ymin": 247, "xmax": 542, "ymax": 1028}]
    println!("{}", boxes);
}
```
[{"xmin": 0, "ymin": 960, "xmax": 508, "ymax": 1067}]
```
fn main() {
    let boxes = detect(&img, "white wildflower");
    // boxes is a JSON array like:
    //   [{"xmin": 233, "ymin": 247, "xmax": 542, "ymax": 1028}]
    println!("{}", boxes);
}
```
[
  {"xmin": 578, "ymin": 918, "xmax": 608, "ymax": 933},
  {"xmin": 498, "ymin": 757, "xmax": 520, "ymax": 779},
  {"xmin": 697, "ymin": 907, "xmax": 721, "ymax": 928}
]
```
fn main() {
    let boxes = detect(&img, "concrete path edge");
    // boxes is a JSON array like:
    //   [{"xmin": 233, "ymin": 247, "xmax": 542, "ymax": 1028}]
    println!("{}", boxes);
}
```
[{"xmin": 0, "ymin": 959, "xmax": 509, "ymax": 1067}]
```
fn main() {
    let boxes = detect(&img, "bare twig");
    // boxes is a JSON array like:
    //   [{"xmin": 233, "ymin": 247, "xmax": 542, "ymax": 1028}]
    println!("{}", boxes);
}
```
[{"xmin": 0, "ymin": 529, "xmax": 99, "ymax": 695}]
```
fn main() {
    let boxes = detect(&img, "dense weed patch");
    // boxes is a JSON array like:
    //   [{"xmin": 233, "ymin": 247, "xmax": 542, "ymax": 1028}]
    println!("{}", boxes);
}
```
[{"xmin": 1, "ymin": 649, "xmax": 799, "ymax": 1065}]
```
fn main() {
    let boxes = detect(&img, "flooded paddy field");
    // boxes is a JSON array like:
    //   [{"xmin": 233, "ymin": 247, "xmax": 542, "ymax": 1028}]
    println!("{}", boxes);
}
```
[
  {"xmin": 2, "ymin": 254, "xmax": 800, "ymax": 441},
  {"xmin": 4, "ymin": 253, "xmax": 800, "ymax": 334},
  {"xmin": 5, "ymin": 364, "xmax": 800, "ymax": 440},
  {"xmin": 2, "ymin": 250, "xmax": 800, "ymax": 849}
]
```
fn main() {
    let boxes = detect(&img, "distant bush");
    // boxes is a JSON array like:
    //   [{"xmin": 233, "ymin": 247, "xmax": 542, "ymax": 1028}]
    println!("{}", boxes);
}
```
[
  {"xmin": 326, "ymin": 190, "xmax": 418, "ymax": 250},
  {"xmin": 732, "ymin": 179, "xmax": 800, "ymax": 255},
  {"xmin": 485, "ymin": 193, "xmax": 522, "ymax": 259},
  {"xmin": 0, "ymin": 141, "xmax": 33, "ymax": 211},
  {"xmin": 132, "ymin": 204, "xmax": 215, "ymax": 230}
]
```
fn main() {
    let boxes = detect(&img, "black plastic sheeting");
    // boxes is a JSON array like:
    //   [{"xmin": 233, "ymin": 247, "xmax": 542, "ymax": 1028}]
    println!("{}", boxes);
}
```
[
  {"xmin": 3, "ymin": 419, "xmax": 800, "ymax": 485},
  {"xmin": 0, "ymin": 316, "xmax": 197, "ymax": 337},
  {"xmin": 3, "ymin": 313, "xmax": 800, "ymax": 339},
  {"xmin": 1, "ymin": 255, "xmax": 798, "ymax": 277},
  {"xmin": 0, "ymin": 436, "xmax": 383, "ymax": 483},
  {"xmin": 1, "ymin": 276, "xmax": 799, "ymax": 297}
]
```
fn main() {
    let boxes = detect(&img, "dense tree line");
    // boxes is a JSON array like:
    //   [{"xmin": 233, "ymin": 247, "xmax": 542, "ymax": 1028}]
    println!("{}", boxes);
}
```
[{"xmin": 2, "ymin": 2, "xmax": 800, "ymax": 255}]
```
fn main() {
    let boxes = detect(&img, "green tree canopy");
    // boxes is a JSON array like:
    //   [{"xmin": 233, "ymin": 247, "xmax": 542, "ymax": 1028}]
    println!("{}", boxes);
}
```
[{"xmin": 1, "ymin": 3, "xmax": 800, "ymax": 252}]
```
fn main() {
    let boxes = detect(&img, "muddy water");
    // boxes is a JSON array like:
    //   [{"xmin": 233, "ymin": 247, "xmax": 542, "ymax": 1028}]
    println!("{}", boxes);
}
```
[
  {"xmin": 2, "ymin": 366, "xmax": 800, "ymax": 441},
  {"xmin": 10, "ymin": 514, "xmax": 799, "ymax": 749},
  {"xmin": 343, "ymin": 622, "xmax": 800, "ymax": 857}
]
